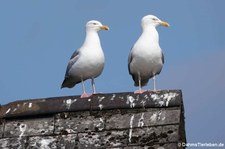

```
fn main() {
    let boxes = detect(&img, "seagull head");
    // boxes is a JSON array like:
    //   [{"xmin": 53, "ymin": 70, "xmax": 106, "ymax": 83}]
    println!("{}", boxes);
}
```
[
  {"xmin": 86, "ymin": 20, "xmax": 109, "ymax": 32},
  {"xmin": 141, "ymin": 15, "xmax": 170, "ymax": 28}
]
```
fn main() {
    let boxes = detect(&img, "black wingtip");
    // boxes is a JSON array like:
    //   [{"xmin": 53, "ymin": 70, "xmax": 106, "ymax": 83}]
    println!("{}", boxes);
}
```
[
  {"xmin": 60, "ymin": 78, "xmax": 77, "ymax": 89},
  {"xmin": 61, "ymin": 79, "xmax": 67, "ymax": 89}
]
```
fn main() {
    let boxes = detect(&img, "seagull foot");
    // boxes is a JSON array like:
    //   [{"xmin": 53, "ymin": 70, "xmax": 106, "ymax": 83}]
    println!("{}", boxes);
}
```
[
  {"xmin": 148, "ymin": 90, "xmax": 161, "ymax": 93},
  {"xmin": 80, "ymin": 93, "xmax": 92, "ymax": 98},
  {"xmin": 93, "ymin": 92, "xmax": 103, "ymax": 95},
  {"xmin": 134, "ymin": 90, "xmax": 147, "ymax": 94}
]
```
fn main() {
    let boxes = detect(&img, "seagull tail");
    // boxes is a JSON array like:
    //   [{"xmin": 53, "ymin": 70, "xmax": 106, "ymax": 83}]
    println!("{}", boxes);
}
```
[
  {"xmin": 132, "ymin": 75, "xmax": 149, "ymax": 87},
  {"xmin": 61, "ymin": 78, "xmax": 76, "ymax": 89},
  {"xmin": 134, "ymin": 79, "xmax": 149, "ymax": 87}
]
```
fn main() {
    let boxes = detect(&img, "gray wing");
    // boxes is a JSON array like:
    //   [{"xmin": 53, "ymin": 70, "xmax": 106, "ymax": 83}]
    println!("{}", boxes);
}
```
[
  {"xmin": 61, "ymin": 50, "xmax": 80, "ymax": 88},
  {"xmin": 70, "ymin": 49, "xmax": 80, "ymax": 59},
  {"xmin": 128, "ymin": 46, "xmax": 136, "ymax": 75},
  {"xmin": 65, "ymin": 50, "xmax": 80, "ymax": 78},
  {"xmin": 161, "ymin": 51, "xmax": 164, "ymax": 64},
  {"xmin": 128, "ymin": 49, "xmax": 139, "ymax": 86},
  {"xmin": 155, "ymin": 51, "xmax": 164, "ymax": 76},
  {"xmin": 128, "ymin": 51, "xmax": 133, "ymax": 75},
  {"xmin": 128, "ymin": 48, "xmax": 155, "ymax": 87}
]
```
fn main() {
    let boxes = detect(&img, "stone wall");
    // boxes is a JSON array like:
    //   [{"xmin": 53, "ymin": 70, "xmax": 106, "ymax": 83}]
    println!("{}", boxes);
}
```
[{"xmin": 0, "ymin": 90, "xmax": 186, "ymax": 149}]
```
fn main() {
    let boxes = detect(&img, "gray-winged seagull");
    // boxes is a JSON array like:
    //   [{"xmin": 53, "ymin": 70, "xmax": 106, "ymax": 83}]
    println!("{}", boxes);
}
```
[
  {"xmin": 128, "ymin": 15, "xmax": 169, "ymax": 93},
  {"xmin": 61, "ymin": 20, "xmax": 109, "ymax": 98}
]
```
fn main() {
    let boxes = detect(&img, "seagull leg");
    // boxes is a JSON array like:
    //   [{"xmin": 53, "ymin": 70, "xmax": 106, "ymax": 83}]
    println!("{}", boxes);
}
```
[
  {"xmin": 153, "ymin": 76, "xmax": 156, "ymax": 91},
  {"xmin": 150, "ymin": 76, "xmax": 160, "ymax": 92},
  {"xmin": 91, "ymin": 78, "xmax": 96, "ymax": 94},
  {"xmin": 80, "ymin": 79, "xmax": 92, "ymax": 98},
  {"xmin": 134, "ymin": 74, "xmax": 146, "ymax": 94}
]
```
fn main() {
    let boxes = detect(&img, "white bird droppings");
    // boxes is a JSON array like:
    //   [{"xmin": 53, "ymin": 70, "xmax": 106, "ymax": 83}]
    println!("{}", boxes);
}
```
[
  {"xmin": 119, "ymin": 96, "xmax": 124, "ymax": 100},
  {"xmin": 28, "ymin": 103, "xmax": 32, "ymax": 108},
  {"xmin": 129, "ymin": 115, "xmax": 135, "ymax": 142},
  {"xmin": 5, "ymin": 108, "xmax": 11, "ymax": 114},
  {"xmin": 39, "ymin": 138, "xmax": 55, "ymax": 149},
  {"xmin": 151, "ymin": 94, "xmax": 160, "ymax": 101},
  {"xmin": 140, "ymin": 100, "xmax": 146, "ymax": 108},
  {"xmin": 126, "ymin": 96, "xmax": 136, "ymax": 108},
  {"xmin": 64, "ymin": 98, "xmax": 77, "ymax": 109},
  {"xmin": 150, "ymin": 113, "xmax": 157, "ymax": 122},
  {"xmin": 164, "ymin": 93, "xmax": 177, "ymax": 106},
  {"xmin": 144, "ymin": 94, "xmax": 149, "ymax": 100},
  {"xmin": 99, "ymin": 104, "xmax": 103, "ymax": 110},
  {"xmin": 98, "ymin": 96, "xmax": 105, "ymax": 102},
  {"xmin": 12, "ymin": 108, "xmax": 17, "ymax": 113},
  {"xmin": 151, "ymin": 92, "xmax": 178, "ymax": 106},
  {"xmin": 66, "ymin": 99, "xmax": 72, "ymax": 104},
  {"xmin": 110, "ymin": 94, "xmax": 116, "ymax": 100},
  {"xmin": 138, "ymin": 113, "xmax": 145, "ymax": 127},
  {"xmin": 100, "ymin": 118, "xmax": 104, "ymax": 123},
  {"xmin": 19, "ymin": 124, "xmax": 27, "ymax": 138},
  {"xmin": 96, "ymin": 118, "xmax": 104, "ymax": 131},
  {"xmin": 158, "ymin": 101, "xmax": 164, "ymax": 107}
]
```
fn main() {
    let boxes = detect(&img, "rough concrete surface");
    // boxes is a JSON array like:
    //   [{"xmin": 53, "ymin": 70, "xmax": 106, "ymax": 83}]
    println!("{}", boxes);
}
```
[{"xmin": 0, "ymin": 90, "xmax": 186, "ymax": 149}]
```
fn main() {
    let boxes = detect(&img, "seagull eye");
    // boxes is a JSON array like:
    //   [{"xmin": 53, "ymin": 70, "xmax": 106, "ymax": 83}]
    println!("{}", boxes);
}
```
[
  {"xmin": 93, "ymin": 23, "xmax": 97, "ymax": 25},
  {"xmin": 152, "ymin": 18, "xmax": 158, "ymax": 21}
]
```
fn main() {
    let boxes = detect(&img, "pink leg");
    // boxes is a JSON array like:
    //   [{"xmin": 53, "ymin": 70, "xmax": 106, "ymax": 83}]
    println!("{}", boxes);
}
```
[
  {"xmin": 91, "ymin": 78, "xmax": 103, "ymax": 95},
  {"xmin": 134, "ymin": 89, "xmax": 147, "ymax": 94},
  {"xmin": 134, "ymin": 74, "xmax": 146, "ymax": 94},
  {"xmin": 80, "ymin": 79, "xmax": 92, "ymax": 98},
  {"xmin": 148, "ymin": 90, "xmax": 161, "ymax": 93},
  {"xmin": 91, "ymin": 78, "xmax": 96, "ymax": 94},
  {"xmin": 80, "ymin": 93, "xmax": 92, "ymax": 98},
  {"xmin": 148, "ymin": 76, "xmax": 160, "ymax": 93}
]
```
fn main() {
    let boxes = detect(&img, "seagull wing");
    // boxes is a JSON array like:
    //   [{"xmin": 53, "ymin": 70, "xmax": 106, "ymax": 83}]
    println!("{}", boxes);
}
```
[
  {"xmin": 128, "ymin": 49, "xmax": 142, "ymax": 86},
  {"xmin": 65, "ymin": 50, "xmax": 80, "ymax": 78},
  {"xmin": 161, "ymin": 51, "xmax": 164, "ymax": 64},
  {"xmin": 128, "ymin": 48, "xmax": 133, "ymax": 75},
  {"xmin": 61, "ymin": 50, "xmax": 80, "ymax": 88}
]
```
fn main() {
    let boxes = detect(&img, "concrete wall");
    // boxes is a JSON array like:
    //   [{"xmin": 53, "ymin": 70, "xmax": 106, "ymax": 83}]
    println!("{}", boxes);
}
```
[{"xmin": 0, "ymin": 90, "xmax": 186, "ymax": 149}]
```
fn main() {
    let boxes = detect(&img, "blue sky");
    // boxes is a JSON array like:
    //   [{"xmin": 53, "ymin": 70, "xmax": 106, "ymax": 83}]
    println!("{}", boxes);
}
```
[{"xmin": 0, "ymin": 0, "xmax": 225, "ymax": 147}]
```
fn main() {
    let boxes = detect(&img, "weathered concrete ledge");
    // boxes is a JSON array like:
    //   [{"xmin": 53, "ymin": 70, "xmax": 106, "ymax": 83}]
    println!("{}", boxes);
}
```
[
  {"xmin": 0, "ymin": 90, "xmax": 182, "ymax": 118},
  {"xmin": 0, "ymin": 90, "xmax": 186, "ymax": 149}
]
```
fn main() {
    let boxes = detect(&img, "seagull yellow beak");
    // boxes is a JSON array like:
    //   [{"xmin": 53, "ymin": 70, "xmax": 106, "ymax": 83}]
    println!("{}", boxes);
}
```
[
  {"xmin": 100, "ymin": 25, "xmax": 110, "ymax": 30},
  {"xmin": 160, "ymin": 21, "xmax": 170, "ymax": 27}
]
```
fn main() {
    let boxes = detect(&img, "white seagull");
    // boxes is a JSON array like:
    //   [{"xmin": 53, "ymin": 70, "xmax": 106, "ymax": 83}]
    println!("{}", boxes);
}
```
[
  {"xmin": 61, "ymin": 20, "xmax": 109, "ymax": 98},
  {"xmin": 128, "ymin": 15, "xmax": 169, "ymax": 93}
]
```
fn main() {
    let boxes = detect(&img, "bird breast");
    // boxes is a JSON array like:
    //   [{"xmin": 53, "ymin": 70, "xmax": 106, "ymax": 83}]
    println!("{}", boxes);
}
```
[
  {"xmin": 131, "ymin": 44, "xmax": 163, "ymax": 76},
  {"xmin": 70, "ymin": 48, "xmax": 105, "ymax": 79}
]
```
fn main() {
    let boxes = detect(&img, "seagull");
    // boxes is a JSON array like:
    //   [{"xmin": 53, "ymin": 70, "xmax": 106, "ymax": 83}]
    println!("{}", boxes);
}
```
[
  {"xmin": 61, "ymin": 20, "xmax": 109, "ymax": 98},
  {"xmin": 128, "ymin": 15, "xmax": 169, "ymax": 93}
]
